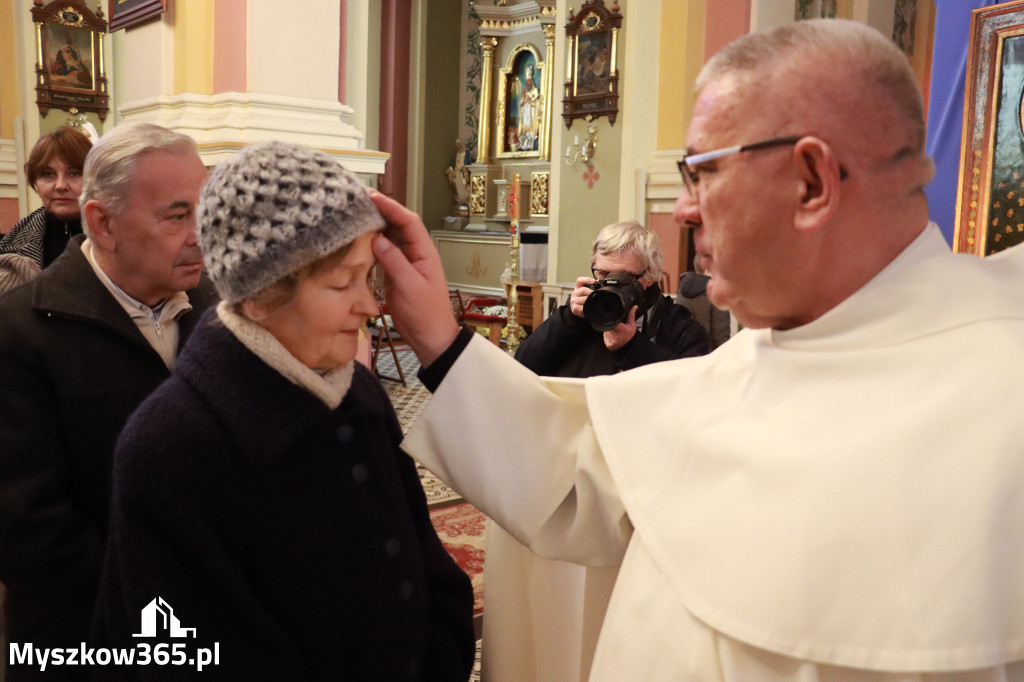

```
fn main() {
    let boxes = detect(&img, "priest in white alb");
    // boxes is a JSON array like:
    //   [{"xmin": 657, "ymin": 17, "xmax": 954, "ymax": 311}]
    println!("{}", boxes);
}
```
[{"xmin": 370, "ymin": 18, "xmax": 1024, "ymax": 682}]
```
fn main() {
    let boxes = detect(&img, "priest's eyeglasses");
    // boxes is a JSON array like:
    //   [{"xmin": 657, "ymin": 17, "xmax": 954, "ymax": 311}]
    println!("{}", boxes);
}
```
[{"xmin": 677, "ymin": 136, "xmax": 802, "ymax": 198}]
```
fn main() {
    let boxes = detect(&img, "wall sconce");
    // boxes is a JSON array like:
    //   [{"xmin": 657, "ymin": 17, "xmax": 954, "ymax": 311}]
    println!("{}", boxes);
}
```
[
  {"xmin": 564, "ymin": 115, "xmax": 598, "ymax": 166},
  {"xmin": 65, "ymin": 107, "xmax": 99, "ymax": 143}
]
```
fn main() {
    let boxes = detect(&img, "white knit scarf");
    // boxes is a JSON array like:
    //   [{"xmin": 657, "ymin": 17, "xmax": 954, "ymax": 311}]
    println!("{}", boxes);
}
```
[{"xmin": 216, "ymin": 301, "xmax": 354, "ymax": 409}]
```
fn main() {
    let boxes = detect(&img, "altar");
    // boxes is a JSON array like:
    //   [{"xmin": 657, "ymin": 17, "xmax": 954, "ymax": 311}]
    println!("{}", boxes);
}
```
[
  {"xmin": 434, "ymin": 227, "xmax": 548, "ymax": 298},
  {"xmin": 437, "ymin": 1, "xmax": 555, "ymax": 300}
]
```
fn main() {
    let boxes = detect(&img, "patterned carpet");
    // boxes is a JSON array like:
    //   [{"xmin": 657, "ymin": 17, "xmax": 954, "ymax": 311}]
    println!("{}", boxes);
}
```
[
  {"xmin": 375, "ymin": 349, "xmax": 486, "ymax": 681},
  {"xmin": 430, "ymin": 502, "xmax": 487, "ymax": 616}
]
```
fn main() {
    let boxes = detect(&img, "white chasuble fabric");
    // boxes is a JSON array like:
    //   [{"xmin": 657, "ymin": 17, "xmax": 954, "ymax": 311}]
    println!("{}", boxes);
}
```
[{"xmin": 403, "ymin": 225, "xmax": 1024, "ymax": 681}]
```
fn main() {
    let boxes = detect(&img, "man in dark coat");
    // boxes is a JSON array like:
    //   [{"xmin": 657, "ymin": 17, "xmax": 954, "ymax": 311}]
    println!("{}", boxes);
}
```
[
  {"xmin": 516, "ymin": 220, "xmax": 711, "ymax": 378},
  {"xmin": 0, "ymin": 122, "xmax": 216, "ymax": 681},
  {"xmin": 677, "ymin": 256, "xmax": 732, "ymax": 349}
]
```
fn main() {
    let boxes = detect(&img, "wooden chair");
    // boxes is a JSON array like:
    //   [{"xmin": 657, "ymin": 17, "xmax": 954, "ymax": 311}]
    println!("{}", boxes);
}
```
[
  {"xmin": 449, "ymin": 289, "xmax": 466, "ymax": 319},
  {"xmin": 370, "ymin": 303, "xmax": 410, "ymax": 385}
]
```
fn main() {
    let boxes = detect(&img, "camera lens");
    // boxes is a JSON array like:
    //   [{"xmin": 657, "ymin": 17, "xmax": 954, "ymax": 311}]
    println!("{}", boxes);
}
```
[{"xmin": 583, "ymin": 289, "xmax": 628, "ymax": 332}]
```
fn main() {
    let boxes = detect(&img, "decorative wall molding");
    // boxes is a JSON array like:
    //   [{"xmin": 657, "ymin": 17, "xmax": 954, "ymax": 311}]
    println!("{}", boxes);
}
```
[
  {"xmin": 461, "ymin": 2, "xmax": 483, "ymax": 160},
  {"xmin": 645, "ymin": 149, "xmax": 684, "ymax": 214},
  {"xmin": 476, "ymin": 0, "xmax": 556, "ymax": 37},
  {"xmin": 119, "ymin": 92, "xmax": 388, "ymax": 172},
  {"xmin": 530, "ymin": 171, "xmax": 550, "ymax": 216},
  {"xmin": 0, "ymin": 139, "xmax": 20, "ymax": 200},
  {"xmin": 892, "ymin": 0, "xmax": 918, "ymax": 55}
]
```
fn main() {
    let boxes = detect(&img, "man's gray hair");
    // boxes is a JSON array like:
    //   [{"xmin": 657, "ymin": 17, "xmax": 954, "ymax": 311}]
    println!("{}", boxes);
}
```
[
  {"xmin": 592, "ymin": 220, "xmax": 664, "ymax": 281},
  {"xmin": 696, "ymin": 19, "xmax": 925, "ymax": 152},
  {"xmin": 80, "ymin": 122, "xmax": 200, "ymax": 225}
]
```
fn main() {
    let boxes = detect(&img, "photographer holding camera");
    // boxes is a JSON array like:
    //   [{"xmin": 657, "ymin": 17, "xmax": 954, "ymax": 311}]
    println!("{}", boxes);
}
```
[
  {"xmin": 515, "ymin": 220, "xmax": 710, "ymax": 378},
  {"xmin": 481, "ymin": 220, "xmax": 711, "ymax": 680}
]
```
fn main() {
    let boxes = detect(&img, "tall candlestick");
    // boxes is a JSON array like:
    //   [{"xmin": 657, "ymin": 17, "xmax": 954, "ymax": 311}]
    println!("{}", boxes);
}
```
[
  {"xmin": 506, "ymin": 173, "xmax": 522, "ymax": 354},
  {"xmin": 510, "ymin": 173, "xmax": 519, "ymax": 235}
]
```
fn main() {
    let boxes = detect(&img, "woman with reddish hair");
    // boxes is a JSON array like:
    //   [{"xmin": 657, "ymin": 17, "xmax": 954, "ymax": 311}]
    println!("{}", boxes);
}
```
[{"xmin": 0, "ymin": 126, "xmax": 92, "ymax": 292}]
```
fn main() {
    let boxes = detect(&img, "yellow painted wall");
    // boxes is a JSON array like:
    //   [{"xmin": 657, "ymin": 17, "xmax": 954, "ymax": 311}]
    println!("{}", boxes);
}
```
[
  {"xmin": 0, "ymin": 0, "xmax": 18, "ymax": 139},
  {"xmin": 657, "ymin": 0, "xmax": 704, "ymax": 151},
  {"xmin": 173, "ymin": 0, "xmax": 214, "ymax": 95}
]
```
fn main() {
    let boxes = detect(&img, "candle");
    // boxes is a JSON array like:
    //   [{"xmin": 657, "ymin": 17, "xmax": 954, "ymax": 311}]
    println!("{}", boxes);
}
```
[
  {"xmin": 574, "ymin": 134, "xmax": 579, "ymax": 145},
  {"xmin": 510, "ymin": 172, "xmax": 520, "ymax": 236}
]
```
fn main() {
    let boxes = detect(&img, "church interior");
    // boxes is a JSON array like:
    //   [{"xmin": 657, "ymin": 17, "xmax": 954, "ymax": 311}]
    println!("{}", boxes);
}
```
[
  {"xmin": 3, "ymin": 0, "xmax": 959, "ymax": 309},
  {"xmin": 0, "ymin": 0, "xmax": 1018, "ymax": 680}
]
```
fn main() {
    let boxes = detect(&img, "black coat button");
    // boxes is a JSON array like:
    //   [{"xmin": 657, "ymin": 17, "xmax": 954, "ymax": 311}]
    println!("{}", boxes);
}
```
[
  {"xmin": 352, "ymin": 463, "xmax": 369, "ymax": 483},
  {"xmin": 337, "ymin": 424, "xmax": 355, "ymax": 443}
]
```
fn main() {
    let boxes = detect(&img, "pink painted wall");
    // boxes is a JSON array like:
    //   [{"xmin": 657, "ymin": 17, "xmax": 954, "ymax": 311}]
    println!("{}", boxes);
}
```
[
  {"xmin": 704, "ymin": 0, "xmax": 751, "ymax": 62},
  {"xmin": 0, "ymin": 198, "xmax": 19, "ymax": 234},
  {"xmin": 649, "ymin": 211, "xmax": 683, "ymax": 295},
  {"xmin": 213, "ymin": 0, "xmax": 247, "ymax": 94},
  {"xmin": 378, "ymin": 0, "xmax": 410, "ymax": 204}
]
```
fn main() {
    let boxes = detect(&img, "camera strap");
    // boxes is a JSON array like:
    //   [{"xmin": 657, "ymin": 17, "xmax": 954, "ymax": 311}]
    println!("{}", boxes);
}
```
[{"xmin": 641, "ymin": 296, "xmax": 669, "ymax": 339}]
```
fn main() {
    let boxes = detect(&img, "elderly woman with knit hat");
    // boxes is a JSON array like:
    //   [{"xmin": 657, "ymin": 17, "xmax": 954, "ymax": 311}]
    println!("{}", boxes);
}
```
[{"xmin": 92, "ymin": 142, "xmax": 475, "ymax": 681}]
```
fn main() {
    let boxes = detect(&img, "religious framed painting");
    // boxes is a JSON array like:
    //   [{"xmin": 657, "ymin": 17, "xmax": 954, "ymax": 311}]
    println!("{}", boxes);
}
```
[
  {"xmin": 31, "ymin": 0, "xmax": 109, "ymax": 121},
  {"xmin": 562, "ymin": 0, "xmax": 622, "ymax": 127},
  {"xmin": 108, "ymin": 0, "xmax": 167, "ymax": 32},
  {"xmin": 495, "ymin": 44, "xmax": 547, "ymax": 159},
  {"xmin": 954, "ymin": 0, "xmax": 1024, "ymax": 256}
]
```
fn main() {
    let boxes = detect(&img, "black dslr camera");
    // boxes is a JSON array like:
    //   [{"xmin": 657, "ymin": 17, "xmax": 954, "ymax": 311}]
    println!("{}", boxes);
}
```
[{"xmin": 582, "ymin": 271, "xmax": 649, "ymax": 332}]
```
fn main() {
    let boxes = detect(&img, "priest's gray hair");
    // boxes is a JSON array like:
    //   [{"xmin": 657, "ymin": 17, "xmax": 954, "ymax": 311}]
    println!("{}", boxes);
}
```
[
  {"xmin": 695, "ymin": 18, "xmax": 926, "ymax": 153},
  {"xmin": 591, "ymin": 220, "xmax": 664, "ymax": 281},
  {"xmin": 80, "ymin": 122, "xmax": 199, "ymax": 230}
]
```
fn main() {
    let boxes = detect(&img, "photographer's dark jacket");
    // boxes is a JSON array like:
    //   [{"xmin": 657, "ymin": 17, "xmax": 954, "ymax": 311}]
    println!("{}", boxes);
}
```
[{"xmin": 515, "ymin": 294, "xmax": 711, "ymax": 378}]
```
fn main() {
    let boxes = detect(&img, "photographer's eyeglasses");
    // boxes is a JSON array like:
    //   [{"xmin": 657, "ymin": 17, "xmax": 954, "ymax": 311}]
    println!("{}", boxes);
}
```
[{"xmin": 591, "ymin": 267, "xmax": 646, "ymax": 281}]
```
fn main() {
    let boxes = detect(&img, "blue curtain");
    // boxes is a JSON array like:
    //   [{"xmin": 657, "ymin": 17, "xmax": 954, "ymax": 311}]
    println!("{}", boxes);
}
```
[{"xmin": 925, "ymin": 0, "xmax": 1001, "ymax": 244}]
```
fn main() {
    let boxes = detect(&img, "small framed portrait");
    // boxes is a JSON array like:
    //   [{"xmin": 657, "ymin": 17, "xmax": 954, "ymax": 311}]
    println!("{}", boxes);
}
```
[
  {"xmin": 31, "ymin": 1, "xmax": 109, "ymax": 121},
  {"xmin": 495, "ymin": 45, "xmax": 547, "ymax": 158},
  {"xmin": 955, "ymin": 1, "xmax": 1024, "ymax": 256},
  {"xmin": 562, "ymin": 0, "xmax": 622, "ymax": 128},
  {"xmin": 108, "ymin": 0, "xmax": 168, "ymax": 32}
]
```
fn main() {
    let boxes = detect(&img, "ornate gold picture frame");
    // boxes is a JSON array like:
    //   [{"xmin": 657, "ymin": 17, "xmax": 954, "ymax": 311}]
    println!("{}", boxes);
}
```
[
  {"xmin": 954, "ymin": 0, "xmax": 1024, "ymax": 256},
  {"xmin": 32, "ymin": 1, "xmax": 109, "ymax": 121},
  {"xmin": 562, "ymin": 0, "xmax": 621, "ymax": 127},
  {"xmin": 496, "ymin": 44, "xmax": 547, "ymax": 159}
]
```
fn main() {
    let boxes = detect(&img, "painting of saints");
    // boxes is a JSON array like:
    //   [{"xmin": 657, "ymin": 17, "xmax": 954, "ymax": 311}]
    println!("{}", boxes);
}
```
[
  {"xmin": 982, "ymin": 32, "xmax": 1024, "ymax": 254},
  {"xmin": 517, "ymin": 62, "xmax": 541, "ymax": 152},
  {"xmin": 576, "ymin": 33, "xmax": 611, "ymax": 96},
  {"xmin": 47, "ymin": 27, "xmax": 93, "ymax": 90}
]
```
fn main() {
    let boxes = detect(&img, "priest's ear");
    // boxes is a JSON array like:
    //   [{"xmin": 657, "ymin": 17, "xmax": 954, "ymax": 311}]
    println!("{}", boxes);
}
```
[
  {"xmin": 83, "ymin": 199, "xmax": 117, "ymax": 252},
  {"xmin": 792, "ymin": 136, "xmax": 841, "ymax": 233}
]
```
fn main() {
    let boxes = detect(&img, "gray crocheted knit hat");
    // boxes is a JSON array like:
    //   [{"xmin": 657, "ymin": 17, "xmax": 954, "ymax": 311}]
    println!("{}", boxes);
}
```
[{"xmin": 198, "ymin": 141, "xmax": 385, "ymax": 303}]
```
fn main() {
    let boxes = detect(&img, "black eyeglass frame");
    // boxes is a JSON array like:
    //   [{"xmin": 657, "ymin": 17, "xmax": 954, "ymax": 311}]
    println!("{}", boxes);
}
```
[{"xmin": 591, "ymin": 266, "xmax": 646, "ymax": 281}]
